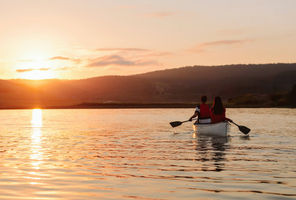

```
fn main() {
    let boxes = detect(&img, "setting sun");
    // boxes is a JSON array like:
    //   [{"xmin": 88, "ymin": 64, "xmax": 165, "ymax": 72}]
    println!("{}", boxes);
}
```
[
  {"xmin": 13, "ymin": 39, "xmax": 58, "ymax": 80},
  {"xmin": 19, "ymin": 68, "xmax": 56, "ymax": 80},
  {"xmin": 16, "ymin": 57, "xmax": 57, "ymax": 80}
]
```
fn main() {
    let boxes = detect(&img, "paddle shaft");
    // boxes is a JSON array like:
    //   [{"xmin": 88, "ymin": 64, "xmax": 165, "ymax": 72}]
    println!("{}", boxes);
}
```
[
  {"xmin": 229, "ymin": 121, "xmax": 239, "ymax": 127},
  {"xmin": 169, "ymin": 118, "xmax": 197, "ymax": 128}
]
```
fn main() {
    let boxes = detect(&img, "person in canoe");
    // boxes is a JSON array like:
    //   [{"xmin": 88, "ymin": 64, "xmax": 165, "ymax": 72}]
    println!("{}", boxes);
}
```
[
  {"xmin": 189, "ymin": 96, "xmax": 211, "ymax": 124},
  {"xmin": 210, "ymin": 96, "xmax": 231, "ymax": 123}
]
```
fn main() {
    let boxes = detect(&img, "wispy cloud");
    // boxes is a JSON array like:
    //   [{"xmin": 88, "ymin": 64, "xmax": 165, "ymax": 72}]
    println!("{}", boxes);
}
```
[
  {"xmin": 87, "ymin": 47, "xmax": 171, "ymax": 68},
  {"xmin": 45, "ymin": 47, "xmax": 167, "ymax": 70},
  {"xmin": 200, "ymin": 40, "xmax": 249, "ymax": 47},
  {"xmin": 88, "ymin": 55, "xmax": 158, "ymax": 67},
  {"xmin": 95, "ymin": 47, "xmax": 172, "ymax": 57},
  {"xmin": 16, "ymin": 68, "xmax": 50, "ymax": 73},
  {"xmin": 190, "ymin": 39, "xmax": 252, "ymax": 53},
  {"xmin": 49, "ymin": 56, "xmax": 71, "ymax": 61},
  {"xmin": 49, "ymin": 56, "xmax": 81, "ymax": 63},
  {"xmin": 16, "ymin": 69, "xmax": 34, "ymax": 73}
]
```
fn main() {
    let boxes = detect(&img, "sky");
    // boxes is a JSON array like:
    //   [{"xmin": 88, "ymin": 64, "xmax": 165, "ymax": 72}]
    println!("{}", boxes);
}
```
[{"xmin": 0, "ymin": 0, "xmax": 295, "ymax": 79}]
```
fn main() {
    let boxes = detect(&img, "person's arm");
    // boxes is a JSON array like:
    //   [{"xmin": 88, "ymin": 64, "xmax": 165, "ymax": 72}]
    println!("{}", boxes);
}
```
[
  {"xmin": 189, "ymin": 105, "xmax": 200, "ymax": 121},
  {"xmin": 189, "ymin": 111, "xmax": 199, "ymax": 121}
]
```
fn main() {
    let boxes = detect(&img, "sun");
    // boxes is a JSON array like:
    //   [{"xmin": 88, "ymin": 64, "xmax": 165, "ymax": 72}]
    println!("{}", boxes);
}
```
[
  {"xmin": 20, "ymin": 70, "xmax": 56, "ymax": 80},
  {"xmin": 16, "ymin": 53, "xmax": 57, "ymax": 80},
  {"xmin": 15, "ymin": 40, "xmax": 59, "ymax": 80},
  {"xmin": 17, "ymin": 59, "xmax": 57, "ymax": 80}
]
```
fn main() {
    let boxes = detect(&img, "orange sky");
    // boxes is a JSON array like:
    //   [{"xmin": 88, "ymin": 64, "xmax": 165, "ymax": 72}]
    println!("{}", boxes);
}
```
[{"xmin": 0, "ymin": 0, "xmax": 295, "ymax": 80}]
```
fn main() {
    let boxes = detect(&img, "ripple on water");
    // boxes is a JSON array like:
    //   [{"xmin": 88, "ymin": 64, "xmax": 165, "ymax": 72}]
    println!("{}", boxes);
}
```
[{"xmin": 0, "ymin": 108, "xmax": 295, "ymax": 199}]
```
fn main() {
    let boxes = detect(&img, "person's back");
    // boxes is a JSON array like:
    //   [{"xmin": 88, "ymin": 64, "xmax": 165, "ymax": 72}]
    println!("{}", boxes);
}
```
[
  {"xmin": 210, "ymin": 96, "xmax": 226, "ymax": 123},
  {"xmin": 189, "ymin": 96, "xmax": 211, "ymax": 124},
  {"xmin": 198, "ymin": 103, "xmax": 211, "ymax": 123}
]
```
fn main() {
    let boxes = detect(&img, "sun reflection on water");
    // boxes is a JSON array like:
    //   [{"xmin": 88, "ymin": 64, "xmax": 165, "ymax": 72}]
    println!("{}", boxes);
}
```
[
  {"xmin": 31, "ymin": 109, "xmax": 43, "ymax": 128},
  {"xmin": 30, "ymin": 109, "xmax": 43, "ymax": 170}
]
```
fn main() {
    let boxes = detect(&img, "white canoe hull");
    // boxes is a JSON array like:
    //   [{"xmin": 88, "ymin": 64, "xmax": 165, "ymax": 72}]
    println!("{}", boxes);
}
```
[{"xmin": 193, "ymin": 122, "xmax": 229, "ymax": 137}]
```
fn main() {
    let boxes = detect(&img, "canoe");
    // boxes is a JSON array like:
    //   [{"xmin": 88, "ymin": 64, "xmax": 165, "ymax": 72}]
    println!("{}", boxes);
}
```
[{"xmin": 193, "ymin": 121, "xmax": 229, "ymax": 137}]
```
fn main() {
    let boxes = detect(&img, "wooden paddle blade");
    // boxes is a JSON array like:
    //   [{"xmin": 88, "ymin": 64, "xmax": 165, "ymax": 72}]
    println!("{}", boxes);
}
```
[
  {"xmin": 239, "ymin": 125, "xmax": 251, "ymax": 134},
  {"xmin": 170, "ymin": 121, "xmax": 182, "ymax": 128}
]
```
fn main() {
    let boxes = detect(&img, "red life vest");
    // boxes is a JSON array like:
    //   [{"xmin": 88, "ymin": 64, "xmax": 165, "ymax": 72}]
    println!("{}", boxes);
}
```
[
  {"xmin": 199, "ymin": 103, "xmax": 210, "ymax": 119},
  {"xmin": 210, "ymin": 108, "xmax": 226, "ymax": 123}
]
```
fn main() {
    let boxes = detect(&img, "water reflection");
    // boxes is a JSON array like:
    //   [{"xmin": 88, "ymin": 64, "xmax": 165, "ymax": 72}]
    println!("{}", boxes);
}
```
[
  {"xmin": 30, "ymin": 109, "xmax": 43, "ymax": 170},
  {"xmin": 192, "ymin": 134, "xmax": 229, "ymax": 172},
  {"xmin": 240, "ymin": 135, "xmax": 250, "ymax": 140},
  {"xmin": 31, "ymin": 109, "xmax": 42, "ymax": 128},
  {"xmin": 0, "ymin": 108, "xmax": 295, "ymax": 199}
]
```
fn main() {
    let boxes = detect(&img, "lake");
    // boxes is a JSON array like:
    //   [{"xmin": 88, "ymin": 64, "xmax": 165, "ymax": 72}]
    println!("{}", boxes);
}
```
[{"xmin": 0, "ymin": 108, "xmax": 295, "ymax": 200}]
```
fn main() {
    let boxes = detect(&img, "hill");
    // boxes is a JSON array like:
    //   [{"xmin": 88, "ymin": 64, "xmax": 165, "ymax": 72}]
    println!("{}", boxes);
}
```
[{"xmin": 0, "ymin": 63, "xmax": 295, "ymax": 108}]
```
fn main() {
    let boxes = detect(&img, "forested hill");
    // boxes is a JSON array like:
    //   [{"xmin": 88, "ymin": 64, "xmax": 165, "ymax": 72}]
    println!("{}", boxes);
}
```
[
  {"xmin": 0, "ymin": 63, "xmax": 295, "ymax": 108},
  {"xmin": 134, "ymin": 63, "xmax": 296, "ymax": 105}
]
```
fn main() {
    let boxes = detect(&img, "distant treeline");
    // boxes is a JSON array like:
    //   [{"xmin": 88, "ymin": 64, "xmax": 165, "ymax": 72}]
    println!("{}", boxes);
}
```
[
  {"xmin": 0, "ymin": 63, "xmax": 295, "ymax": 108},
  {"xmin": 228, "ymin": 85, "xmax": 296, "ymax": 107}
]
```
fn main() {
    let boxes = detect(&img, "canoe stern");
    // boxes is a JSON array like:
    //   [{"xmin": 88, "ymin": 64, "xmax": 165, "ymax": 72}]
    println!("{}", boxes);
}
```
[{"xmin": 193, "ymin": 122, "xmax": 229, "ymax": 137}]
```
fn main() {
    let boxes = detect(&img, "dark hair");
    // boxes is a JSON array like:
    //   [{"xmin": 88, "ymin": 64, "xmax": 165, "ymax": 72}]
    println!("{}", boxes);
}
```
[
  {"xmin": 212, "ymin": 96, "xmax": 224, "ymax": 114},
  {"xmin": 201, "ymin": 96, "xmax": 207, "ymax": 103}
]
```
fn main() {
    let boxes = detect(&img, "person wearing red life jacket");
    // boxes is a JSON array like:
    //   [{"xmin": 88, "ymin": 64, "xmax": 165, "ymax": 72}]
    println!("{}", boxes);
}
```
[
  {"xmin": 189, "ymin": 96, "xmax": 211, "ymax": 124},
  {"xmin": 210, "ymin": 96, "xmax": 227, "ymax": 123}
]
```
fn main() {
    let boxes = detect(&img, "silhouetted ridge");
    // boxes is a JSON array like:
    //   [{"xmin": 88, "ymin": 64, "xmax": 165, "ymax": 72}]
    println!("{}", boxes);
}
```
[{"xmin": 0, "ymin": 63, "xmax": 295, "ymax": 108}]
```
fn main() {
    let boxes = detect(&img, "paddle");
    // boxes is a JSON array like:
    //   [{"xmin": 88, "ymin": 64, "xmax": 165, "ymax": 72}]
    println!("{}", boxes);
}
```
[
  {"xmin": 170, "ymin": 120, "xmax": 191, "ymax": 128},
  {"xmin": 227, "ymin": 119, "xmax": 250, "ymax": 135}
]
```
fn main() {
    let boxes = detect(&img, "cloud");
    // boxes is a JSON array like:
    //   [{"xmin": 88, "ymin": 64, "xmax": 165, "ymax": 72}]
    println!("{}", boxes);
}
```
[
  {"xmin": 200, "ymin": 40, "xmax": 249, "ymax": 47},
  {"xmin": 16, "ymin": 68, "xmax": 50, "ymax": 73},
  {"xmin": 89, "ymin": 55, "xmax": 134, "ymax": 67},
  {"xmin": 16, "ymin": 69, "xmax": 34, "ymax": 73},
  {"xmin": 49, "ymin": 56, "xmax": 71, "ymax": 61},
  {"xmin": 49, "ymin": 56, "xmax": 81, "ymax": 63},
  {"xmin": 190, "ymin": 39, "xmax": 252, "ymax": 53},
  {"xmin": 95, "ymin": 47, "xmax": 173, "ymax": 57},
  {"xmin": 96, "ymin": 48, "xmax": 149, "ymax": 52},
  {"xmin": 87, "ymin": 55, "xmax": 158, "ymax": 67},
  {"xmin": 16, "ymin": 66, "xmax": 73, "ymax": 73},
  {"xmin": 39, "ymin": 68, "xmax": 50, "ymax": 71}
]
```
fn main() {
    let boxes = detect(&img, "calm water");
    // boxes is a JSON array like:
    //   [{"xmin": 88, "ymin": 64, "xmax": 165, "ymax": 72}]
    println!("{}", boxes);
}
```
[{"xmin": 0, "ymin": 108, "xmax": 295, "ymax": 200}]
